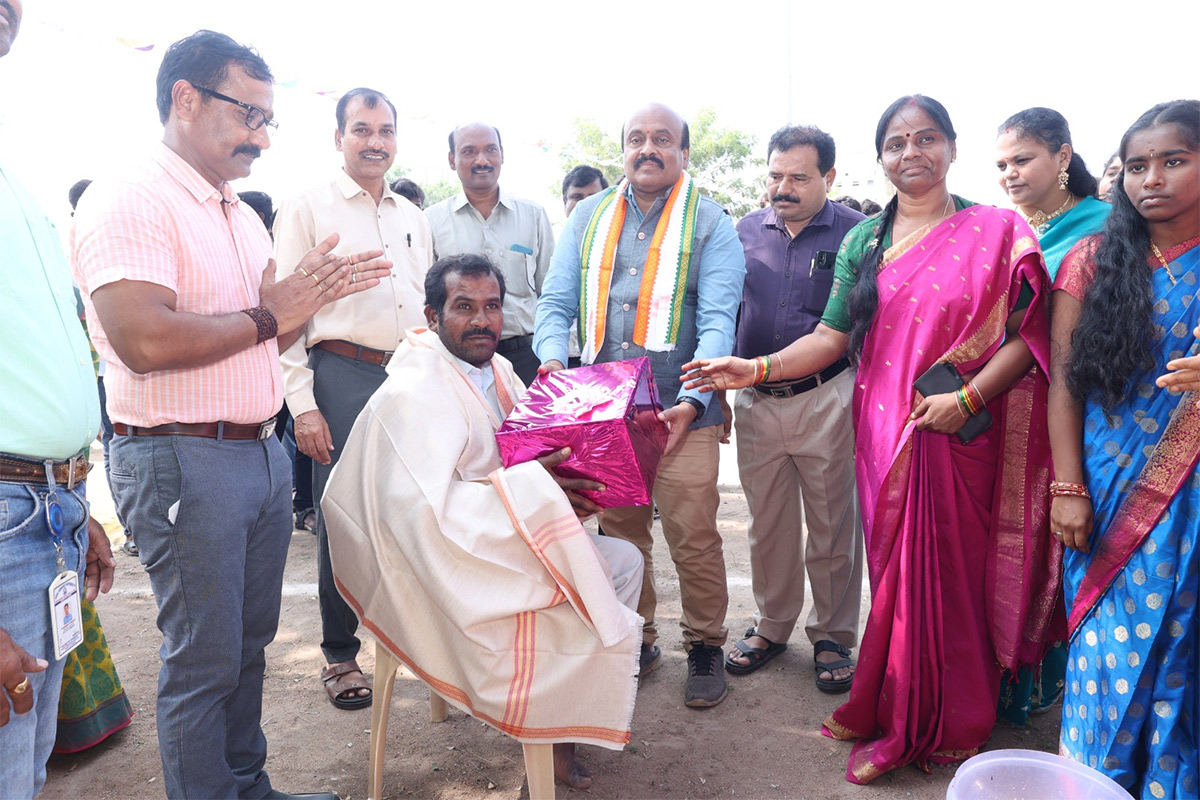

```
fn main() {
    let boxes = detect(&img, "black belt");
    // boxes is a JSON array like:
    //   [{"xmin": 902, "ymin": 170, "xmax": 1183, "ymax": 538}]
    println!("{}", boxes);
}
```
[
  {"xmin": 496, "ymin": 334, "xmax": 533, "ymax": 354},
  {"xmin": 753, "ymin": 358, "xmax": 850, "ymax": 398}
]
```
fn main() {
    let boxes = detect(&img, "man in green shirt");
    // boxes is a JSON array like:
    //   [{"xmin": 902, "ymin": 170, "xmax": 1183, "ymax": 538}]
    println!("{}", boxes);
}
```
[{"xmin": 0, "ymin": 3, "xmax": 116, "ymax": 794}]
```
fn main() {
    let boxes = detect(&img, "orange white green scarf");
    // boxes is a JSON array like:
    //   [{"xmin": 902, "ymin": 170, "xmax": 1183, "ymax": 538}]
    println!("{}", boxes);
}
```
[{"xmin": 577, "ymin": 172, "xmax": 701, "ymax": 364}]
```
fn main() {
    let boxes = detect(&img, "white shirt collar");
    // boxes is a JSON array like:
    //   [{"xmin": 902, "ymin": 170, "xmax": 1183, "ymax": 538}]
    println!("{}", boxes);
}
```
[{"xmin": 454, "ymin": 356, "xmax": 501, "ymax": 418}]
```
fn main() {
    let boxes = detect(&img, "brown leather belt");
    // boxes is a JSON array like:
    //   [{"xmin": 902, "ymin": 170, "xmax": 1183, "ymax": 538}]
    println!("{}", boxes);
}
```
[
  {"xmin": 113, "ymin": 420, "xmax": 277, "ymax": 441},
  {"xmin": 0, "ymin": 452, "xmax": 92, "ymax": 489},
  {"xmin": 754, "ymin": 358, "xmax": 851, "ymax": 398},
  {"xmin": 314, "ymin": 339, "xmax": 393, "ymax": 366}
]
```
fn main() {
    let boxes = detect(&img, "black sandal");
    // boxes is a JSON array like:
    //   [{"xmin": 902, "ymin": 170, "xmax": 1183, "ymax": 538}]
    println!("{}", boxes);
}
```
[
  {"xmin": 725, "ymin": 627, "xmax": 787, "ymax": 675},
  {"xmin": 813, "ymin": 640, "xmax": 855, "ymax": 694}
]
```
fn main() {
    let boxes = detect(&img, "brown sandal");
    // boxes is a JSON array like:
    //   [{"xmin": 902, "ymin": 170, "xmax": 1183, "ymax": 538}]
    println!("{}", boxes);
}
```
[{"xmin": 321, "ymin": 660, "xmax": 373, "ymax": 709}]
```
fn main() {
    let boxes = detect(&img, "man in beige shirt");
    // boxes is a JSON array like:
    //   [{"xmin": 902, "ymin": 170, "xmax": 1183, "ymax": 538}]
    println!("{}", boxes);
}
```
[
  {"xmin": 276, "ymin": 87, "xmax": 433, "ymax": 711},
  {"xmin": 424, "ymin": 122, "xmax": 554, "ymax": 384}
]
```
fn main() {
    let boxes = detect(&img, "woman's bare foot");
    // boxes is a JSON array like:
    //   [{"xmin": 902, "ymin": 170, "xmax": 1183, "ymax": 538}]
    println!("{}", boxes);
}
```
[{"xmin": 553, "ymin": 742, "xmax": 593, "ymax": 790}]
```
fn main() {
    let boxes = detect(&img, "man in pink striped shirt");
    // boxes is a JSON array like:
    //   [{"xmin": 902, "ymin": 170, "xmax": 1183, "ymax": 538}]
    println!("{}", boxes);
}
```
[{"xmin": 73, "ymin": 30, "xmax": 388, "ymax": 800}]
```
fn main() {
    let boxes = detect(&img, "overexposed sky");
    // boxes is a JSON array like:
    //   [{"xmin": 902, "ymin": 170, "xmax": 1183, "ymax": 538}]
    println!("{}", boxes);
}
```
[{"xmin": 2, "ymin": 0, "xmax": 1196, "ymax": 232}]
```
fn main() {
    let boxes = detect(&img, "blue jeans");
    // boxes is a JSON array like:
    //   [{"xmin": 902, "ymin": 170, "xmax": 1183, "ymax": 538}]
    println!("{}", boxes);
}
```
[
  {"xmin": 109, "ymin": 434, "xmax": 291, "ymax": 799},
  {"xmin": 0, "ymin": 479, "xmax": 88, "ymax": 799}
]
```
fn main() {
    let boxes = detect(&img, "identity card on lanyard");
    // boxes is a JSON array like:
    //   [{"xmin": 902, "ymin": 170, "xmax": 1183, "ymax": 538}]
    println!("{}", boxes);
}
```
[{"xmin": 45, "ymin": 461, "xmax": 83, "ymax": 661}]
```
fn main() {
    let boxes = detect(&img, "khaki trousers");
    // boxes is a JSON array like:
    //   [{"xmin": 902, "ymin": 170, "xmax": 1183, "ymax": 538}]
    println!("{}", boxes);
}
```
[
  {"xmin": 601, "ymin": 424, "xmax": 728, "ymax": 649},
  {"xmin": 734, "ymin": 369, "xmax": 863, "ymax": 649}
]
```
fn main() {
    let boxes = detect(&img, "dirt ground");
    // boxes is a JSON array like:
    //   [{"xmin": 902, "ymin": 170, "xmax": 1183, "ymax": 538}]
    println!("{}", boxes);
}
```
[{"xmin": 44, "ymin": 440, "xmax": 1060, "ymax": 800}]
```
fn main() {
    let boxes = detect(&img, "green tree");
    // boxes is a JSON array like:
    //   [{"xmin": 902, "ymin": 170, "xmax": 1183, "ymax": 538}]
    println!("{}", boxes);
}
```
[
  {"xmin": 385, "ymin": 164, "xmax": 458, "ymax": 207},
  {"xmin": 556, "ymin": 107, "xmax": 764, "ymax": 218},
  {"xmin": 419, "ymin": 178, "xmax": 460, "ymax": 207}
]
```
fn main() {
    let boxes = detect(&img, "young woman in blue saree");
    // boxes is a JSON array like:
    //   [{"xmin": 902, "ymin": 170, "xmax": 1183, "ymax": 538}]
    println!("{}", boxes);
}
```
[{"xmin": 1050, "ymin": 99, "xmax": 1199, "ymax": 799}]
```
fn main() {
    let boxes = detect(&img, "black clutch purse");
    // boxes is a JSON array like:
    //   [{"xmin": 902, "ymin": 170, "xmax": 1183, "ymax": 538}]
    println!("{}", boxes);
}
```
[{"xmin": 912, "ymin": 362, "xmax": 993, "ymax": 444}]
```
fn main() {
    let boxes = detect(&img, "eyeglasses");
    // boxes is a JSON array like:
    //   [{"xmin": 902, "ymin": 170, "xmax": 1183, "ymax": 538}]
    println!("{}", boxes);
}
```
[{"xmin": 193, "ymin": 86, "xmax": 278, "ymax": 134}]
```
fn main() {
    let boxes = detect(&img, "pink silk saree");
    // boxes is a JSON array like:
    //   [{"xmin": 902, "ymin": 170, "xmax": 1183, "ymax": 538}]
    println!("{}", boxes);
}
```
[{"xmin": 821, "ymin": 205, "xmax": 1064, "ymax": 783}]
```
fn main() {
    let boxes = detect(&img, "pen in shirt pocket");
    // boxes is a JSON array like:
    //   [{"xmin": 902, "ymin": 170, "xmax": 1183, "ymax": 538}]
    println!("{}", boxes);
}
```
[
  {"xmin": 407, "ymin": 234, "xmax": 411, "ymax": 247},
  {"xmin": 511, "ymin": 244, "xmax": 533, "ymax": 255}
]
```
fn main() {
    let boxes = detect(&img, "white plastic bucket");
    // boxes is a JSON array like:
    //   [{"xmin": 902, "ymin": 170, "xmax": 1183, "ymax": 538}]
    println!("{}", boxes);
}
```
[{"xmin": 946, "ymin": 749, "xmax": 1129, "ymax": 799}]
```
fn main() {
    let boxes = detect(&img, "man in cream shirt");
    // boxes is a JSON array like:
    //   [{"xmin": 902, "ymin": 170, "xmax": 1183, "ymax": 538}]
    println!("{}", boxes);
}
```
[
  {"xmin": 424, "ymin": 122, "xmax": 554, "ymax": 385},
  {"xmin": 276, "ymin": 87, "xmax": 433, "ymax": 711}
]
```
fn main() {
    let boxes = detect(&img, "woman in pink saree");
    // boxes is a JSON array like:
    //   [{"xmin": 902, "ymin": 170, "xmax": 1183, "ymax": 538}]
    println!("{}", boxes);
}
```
[{"xmin": 682, "ymin": 95, "xmax": 1064, "ymax": 783}]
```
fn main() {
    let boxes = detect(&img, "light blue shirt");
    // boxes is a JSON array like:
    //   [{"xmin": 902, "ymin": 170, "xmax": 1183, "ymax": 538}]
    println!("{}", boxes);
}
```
[
  {"xmin": 534, "ymin": 183, "xmax": 744, "ymax": 409},
  {"xmin": 0, "ymin": 165, "xmax": 100, "ymax": 459}
]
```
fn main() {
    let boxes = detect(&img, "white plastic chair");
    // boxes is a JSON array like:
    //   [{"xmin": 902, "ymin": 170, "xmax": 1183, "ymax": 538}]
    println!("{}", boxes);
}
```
[{"xmin": 367, "ymin": 646, "xmax": 556, "ymax": 800}]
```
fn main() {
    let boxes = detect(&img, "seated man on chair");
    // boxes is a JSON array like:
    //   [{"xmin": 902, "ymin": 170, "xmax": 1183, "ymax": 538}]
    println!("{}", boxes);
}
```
[{"xmin": 321, "ymin": 253, "xmax": 643, "ymax": 790}]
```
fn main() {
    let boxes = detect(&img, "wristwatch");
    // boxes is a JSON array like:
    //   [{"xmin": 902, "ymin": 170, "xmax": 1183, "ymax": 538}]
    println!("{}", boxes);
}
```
[{"xmin": 675, "ymin": 396, "xmax": 705, "ymax": 417}]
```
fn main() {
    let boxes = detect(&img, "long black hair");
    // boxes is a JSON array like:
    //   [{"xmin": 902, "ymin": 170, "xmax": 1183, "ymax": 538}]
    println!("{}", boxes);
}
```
[
  {"xmin": 846, "ymin": 95, "xmax": 957, "ymax": 361},
  {"xmin": 1068, "ymin": 99, "xmax": 1200, "ymax": 408},
  {"xmin": 998, "ymin": 107, "xmax": 1098, "ymax": 198}
]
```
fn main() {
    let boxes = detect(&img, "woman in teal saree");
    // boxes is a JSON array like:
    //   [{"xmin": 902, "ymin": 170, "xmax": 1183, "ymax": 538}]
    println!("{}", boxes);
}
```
[{"xmin": 993, "ymin": 106, "xmax": 1110, "ymax": 727}]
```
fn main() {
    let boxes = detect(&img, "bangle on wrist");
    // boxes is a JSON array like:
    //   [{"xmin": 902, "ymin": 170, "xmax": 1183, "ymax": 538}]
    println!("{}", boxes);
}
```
[
  {"xmin": 241, "ymin": 306, "xmax": 278, "ymax": 345},
  {"xmin": 965, "ymin": 381, "xmax": 985, "ymax": 415},
  {"xmin": 1050, "ymin": 480, "xmax": 1091, "ymax": 499}
]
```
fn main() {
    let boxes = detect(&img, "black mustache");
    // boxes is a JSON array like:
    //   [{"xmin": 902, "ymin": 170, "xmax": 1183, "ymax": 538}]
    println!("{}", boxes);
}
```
[
  {"xmin": 462, "ymin": 328, "xmax": 497, "ymax": 341},
  {"xmin": 772, "ymin": 193, "xmax": 801, "ymax": 204},
  {"xmin": 470, "ymin": 166, "xmax": 494, "ymax": 173},
  {"xmin": 635, "ymin": 154, "xmax": 664, "ymax": 169},
  {"xmin": 362, "ymin": 149, "xmax": 389, "ymax": 158},
  {"xmin": 233, "ymin": 144, "xmax": 262, "ymax": 158}
]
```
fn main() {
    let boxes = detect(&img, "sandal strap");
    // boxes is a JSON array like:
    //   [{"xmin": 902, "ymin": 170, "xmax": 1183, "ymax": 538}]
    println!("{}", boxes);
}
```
[
  {"xmin": 813, "ymin": 640, "xmax": 851, "ymax": 658},
  {"xmin": 732, "ymin": 638, "xmax": 767, "ymax": 658},
  {"xmin": 741, "ymin": 627, "xmax": 780, "ymax": 648},
  {"xmin": 814, "ymin": 656, "xmax": 853, "ymax": 673},
  {"xmin": 322, "ymin": 660, "xmax": 363, "ymax": 682}
]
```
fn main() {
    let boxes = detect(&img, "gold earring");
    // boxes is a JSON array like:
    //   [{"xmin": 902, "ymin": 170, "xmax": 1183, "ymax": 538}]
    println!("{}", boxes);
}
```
[{"xmin": 1058, "ymin": 167, "xmax": 1069, "ymax": 190}]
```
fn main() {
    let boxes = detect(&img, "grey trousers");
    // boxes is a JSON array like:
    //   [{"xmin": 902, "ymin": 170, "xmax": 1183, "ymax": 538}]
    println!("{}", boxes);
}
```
[
  {"xmin": 310, "ymin": 346, "xmax": 388, "ymax": 664},
  {"xmin": 109, "ymin": 433, "xmax": 291, "ymax": 799}
]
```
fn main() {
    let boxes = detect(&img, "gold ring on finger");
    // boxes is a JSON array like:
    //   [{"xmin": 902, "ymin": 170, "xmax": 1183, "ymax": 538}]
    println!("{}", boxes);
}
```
[
  {"xmin": 311, "ymin": 273, "xmax": 321, "ymax": 287},
  {"xmin": 298, "ymin": 267, "xmax": 310, "ymax": 278},
  {"xmin": 8, "ymin": 676, "xmax": 30, "ymax": 695}
]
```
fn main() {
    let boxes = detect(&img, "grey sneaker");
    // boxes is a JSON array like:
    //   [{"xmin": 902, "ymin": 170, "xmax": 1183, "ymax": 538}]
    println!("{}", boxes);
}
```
[
  {"xmin": 638, "ymin": 643, "xmax": 662, "ymax": 678},
  {"xmin": 684, "ymin": 641, "xmax": 727, "ymax": 707}
]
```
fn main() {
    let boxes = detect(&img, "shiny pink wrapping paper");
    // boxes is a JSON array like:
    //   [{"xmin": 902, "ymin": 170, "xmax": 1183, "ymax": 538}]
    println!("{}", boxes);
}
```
[{"xmin": 496, "ymin": 357, "xmax": 667, "ymax": 508}]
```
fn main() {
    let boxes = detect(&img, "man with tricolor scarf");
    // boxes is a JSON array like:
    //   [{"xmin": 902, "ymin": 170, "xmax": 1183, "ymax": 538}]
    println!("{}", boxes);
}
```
[{"xmin": 534, "ymin": 103, "xmax": 746, "ymax": 708}]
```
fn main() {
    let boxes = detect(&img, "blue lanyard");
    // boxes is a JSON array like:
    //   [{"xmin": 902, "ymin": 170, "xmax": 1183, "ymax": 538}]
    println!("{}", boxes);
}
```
[{"xmin": 43, "ymin": 461, "xmax": 67, "ymax": 572}]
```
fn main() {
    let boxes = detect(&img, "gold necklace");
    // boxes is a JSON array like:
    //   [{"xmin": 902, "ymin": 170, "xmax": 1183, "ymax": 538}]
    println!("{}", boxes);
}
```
[
  {"xmin": 1024, "ymin": 194, "xmax": 1076, "ymax": 236},
  {"xmin": 1150, "ymin": 242, "xmax": 1178, "ymax": 286}
]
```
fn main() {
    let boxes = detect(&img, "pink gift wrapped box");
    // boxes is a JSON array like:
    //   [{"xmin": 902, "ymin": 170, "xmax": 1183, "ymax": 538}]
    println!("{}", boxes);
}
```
[{"xmin": 496, "ymin": 357, "xmax": 668, "ymax": 508}]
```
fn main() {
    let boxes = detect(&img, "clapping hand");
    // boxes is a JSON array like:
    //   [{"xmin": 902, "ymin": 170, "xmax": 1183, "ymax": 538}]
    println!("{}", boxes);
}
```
[{"xmin": 259, "ymin": 233, "xmax": 392, "ymax": 335}]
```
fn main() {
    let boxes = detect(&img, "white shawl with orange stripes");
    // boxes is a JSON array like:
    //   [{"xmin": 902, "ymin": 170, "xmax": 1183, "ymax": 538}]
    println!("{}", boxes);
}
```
[{"xmin": 322, "ymin": 327, "xmax": 641, "ymax": 748}]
